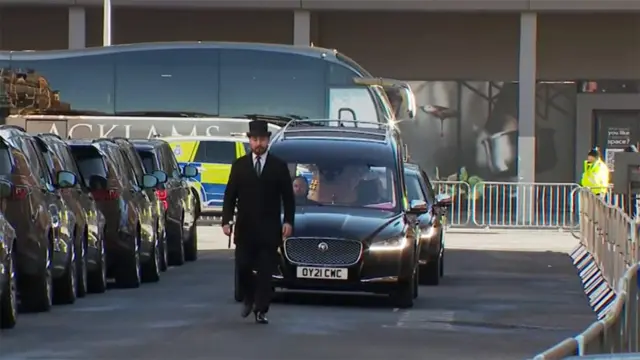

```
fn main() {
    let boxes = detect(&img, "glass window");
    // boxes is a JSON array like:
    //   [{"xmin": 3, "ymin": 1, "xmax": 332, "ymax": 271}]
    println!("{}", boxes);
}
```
[
  {"xmin": 0, "ymin": 142, "xmax": 12, "ymax": 175},
  {"xmin": 193, "ymin": 140, "xmax": 236, "ymax": 164},
  {"xmin": 22, "ymin": 139, "xmax": 50, "ymax": 185},
  {"xmin": 218, "ymin": 50, "xmax": 326, "ymax": 119},
  {"xmin": 420, "ymin": 170, "xmax": 436, "ymax": 204},
  {"xmin": 138, "ymin": 150, "xmax": 157, "ymax": 173},
  {"xmin": 70, "ymin": 146, "xmax": 108, "ymax": 188},
  {"xmin": 405, "ymin": 171, "xmax": 426, "ymax": 202},
  {"xmin": 163, "ymin": 146, "xmax": 182, "ymax": 178},
  {"xmin": 103, "ymin": 147, "xmax": 129, "ymax": 186},
  {"xmin": 114, "ymin": 49, "xmax": 219, "ymax": 116},
  {"xmin": 10, "ymin": 148, "xmax": 29, "ymax": 176},
  {"xmin": 9, "ymin": 55, "xmax": 115, "ymax": 115},
  {"xmin": 329, "ymin": 62, "xmax": 359, "ymax": 86}
]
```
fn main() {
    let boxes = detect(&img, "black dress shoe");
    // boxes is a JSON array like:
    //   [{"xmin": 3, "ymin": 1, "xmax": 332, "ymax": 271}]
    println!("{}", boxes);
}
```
[
  {"xmin": 255, "ymin": 312, "xmax": 269, "ymax": 324},
  {"xmin": 241, "ymin": 303, "xmax": 253, "ymax": 318}
]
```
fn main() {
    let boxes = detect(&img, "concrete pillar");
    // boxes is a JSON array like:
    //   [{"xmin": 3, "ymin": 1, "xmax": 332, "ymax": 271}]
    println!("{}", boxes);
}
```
[
  {"xmin": 517, "ymin": 12, "xmax": 537, "ymax": 224},
  {"xmin": 293, "ymin": 10, "xmax": 311, "ymax": 46},
  {"xmin": 68, "ymin": 6, "xmax": 86, "ymax": 49}
]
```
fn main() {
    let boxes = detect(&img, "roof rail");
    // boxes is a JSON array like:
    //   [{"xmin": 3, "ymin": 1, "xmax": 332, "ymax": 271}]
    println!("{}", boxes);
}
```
[
  {"xmin": 281, "ymin": 119, "xmax": 391, "ymax": 132},
  {"xmin": 37, "ymin": 132, "xmax": 63, "ymax": 140},
  {"xmin": 111, "ymin": 137, "xmax": 130, "ymax": 142},
  {"xmin": 0, "ymin": 125, "xmax": 26, "ymax": 132},
  {"xmin": 92, "ymin": 138, "xmax": 116, "ymax": 144},
  {"xmin": 278, "ymin": 119, "xmax": 392, "ymax": 141}
]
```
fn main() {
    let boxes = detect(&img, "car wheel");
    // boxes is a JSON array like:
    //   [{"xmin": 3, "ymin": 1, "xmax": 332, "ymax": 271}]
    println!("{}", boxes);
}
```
[
  {"xmin": 75, "ymin": 230, "xmax": 88, "ymax": 298},
  {"xmin": 184, "ymin": 222, "xmax": 198, "ymax": 262},
  {"xmin": 419, "ymin": 256, "xmax": 440, "ymax": 286},
  {"xmin": 391, "ymin": 276, "xmax": 414, "ymax": 309},
  {"xmin": 115, "ymin": 230, "xmax": 141, "ymax": 289},
  {"xmin": 141, "ymin": 231, "xmax": 161, "ymax": 283},
  {"xmin": 20, "ymin": 239, "xmax": 53, "ymax": 313},
  {"xmin": 234, "ymin": 264, "xmax": 243, "ymax": 303},
  {"xmin": 87, "ymin": 232, "xmax": 107, "ymax": 294},
  {"xmin": 53, "ymin": 237, "xmax": 77, "ymax": 305},
  {"xmin": 159, "ymin": 229, "xmax": 168, "ymax": 272},
  {"xmin": 167, "ymin": 216, "xmax": 185, "ymax": 267},
  {"xmin": 0, "ymin": 246, "xmax": 18, "ymax": 329}
]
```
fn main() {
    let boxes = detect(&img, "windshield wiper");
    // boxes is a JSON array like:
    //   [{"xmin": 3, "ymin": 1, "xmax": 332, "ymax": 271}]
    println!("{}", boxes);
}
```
[{"xmin": 115, "ymin": 111, "xmax": 215, "ymax": 118}]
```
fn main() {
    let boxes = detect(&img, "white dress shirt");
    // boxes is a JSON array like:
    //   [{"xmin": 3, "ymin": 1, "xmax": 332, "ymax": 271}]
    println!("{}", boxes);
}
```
[{"xmin": 252, "ymin": 151, "xmax": 267, "ymax": 172}]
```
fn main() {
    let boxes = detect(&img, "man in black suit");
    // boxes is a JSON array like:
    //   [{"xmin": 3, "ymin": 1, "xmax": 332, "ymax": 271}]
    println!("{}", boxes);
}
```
[{"xmin": 222, "ymin": 120, "xmax": 295, "ymax": 324}]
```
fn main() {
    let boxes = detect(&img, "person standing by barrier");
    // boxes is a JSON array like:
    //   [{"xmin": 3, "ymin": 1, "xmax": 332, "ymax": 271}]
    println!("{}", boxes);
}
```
[{"xmin": 580, "ymin": 148, "xmax": 609, "ymax": 198}]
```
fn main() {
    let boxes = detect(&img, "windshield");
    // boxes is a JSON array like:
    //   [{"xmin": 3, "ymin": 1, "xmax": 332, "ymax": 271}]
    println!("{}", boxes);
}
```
[{"xmin": 277, "ymin": 152, "xmax": 398, "ymax": 210}]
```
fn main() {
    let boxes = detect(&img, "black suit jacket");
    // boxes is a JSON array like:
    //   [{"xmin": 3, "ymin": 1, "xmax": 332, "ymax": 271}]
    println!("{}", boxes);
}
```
[{"xmin": 222, "ymin": 153, "xmax": 295, "ymax": 246}]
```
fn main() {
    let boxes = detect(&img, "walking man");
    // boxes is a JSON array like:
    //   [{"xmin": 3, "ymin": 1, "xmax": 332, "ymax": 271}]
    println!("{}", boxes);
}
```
[{"xmin": 222, "ymin": 120, "xmax": 295, "ymax": 324}]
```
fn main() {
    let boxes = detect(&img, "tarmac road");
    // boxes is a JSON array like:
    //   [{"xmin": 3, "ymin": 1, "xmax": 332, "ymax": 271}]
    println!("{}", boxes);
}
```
[{"xmin": 0, "ymin": 228, "xmax": 595, "ymax": 360}]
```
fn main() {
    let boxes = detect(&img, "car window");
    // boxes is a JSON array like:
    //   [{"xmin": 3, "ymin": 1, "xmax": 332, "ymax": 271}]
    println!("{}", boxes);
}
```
[
  {"xmin": 0, "ymin": 142, "xmax": 12, "ymax": 175},
  {"xmin": 138, "ymin": 150, "xmax": 157, "ymax": 173},
  {"xmin": 420, "ymin": 170, "xmax": 437, "ymax": 204},
  {"xmin": 164, "ymin": 145, "xmax": 182, "ymax": 178},
  {"xmin": 23, "ymin": 139, "xmax": 51, "ymax": 186},
  {"xmin": 405, "ymin": 171, "xmax": 426, "ymax": 202},
  {"xmin": 193, "ymin": 140, "xmax": 236, "ymax": 164},
  {"xmin": 102, "ymin": 146, "xmax": 130, "ymax": 187},
  {"xmin": 70, "ymin": 146, "xmax": 108, "ymax": 188},
  {"xmin": 117, "ymin": 149, "xmax": 140, "ymax": 187},
  {"xmin": 9, "ymin": 148, "xmax": 29, "ymax": 176}
]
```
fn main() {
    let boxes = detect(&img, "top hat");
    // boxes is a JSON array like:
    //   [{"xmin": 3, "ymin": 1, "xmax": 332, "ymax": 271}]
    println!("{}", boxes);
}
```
[{"xmin": 246, "ymin": 120, "xmax": 271, "ymax": 138}]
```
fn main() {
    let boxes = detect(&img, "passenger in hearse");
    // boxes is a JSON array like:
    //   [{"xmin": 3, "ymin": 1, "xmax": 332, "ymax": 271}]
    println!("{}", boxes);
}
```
[
  {"xmin": 308, "ymin": 164, "xmax": 370, "ymax": 205},
  {"xmin": 292, "ymin": 176, "xmax": 318, "ymax": 205}
]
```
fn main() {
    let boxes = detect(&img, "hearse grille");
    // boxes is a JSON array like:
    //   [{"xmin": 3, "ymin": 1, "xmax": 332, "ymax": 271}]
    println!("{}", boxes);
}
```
[{"xmin": 284, "ymin": 237, "xmax": 362, "ymax": 266}]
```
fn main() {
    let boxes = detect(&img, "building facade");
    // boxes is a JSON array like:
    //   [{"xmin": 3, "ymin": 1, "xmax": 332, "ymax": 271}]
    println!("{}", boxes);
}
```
[{"xmin": 0, "ymin": 1, "xmax": 638, "ymax": 184}]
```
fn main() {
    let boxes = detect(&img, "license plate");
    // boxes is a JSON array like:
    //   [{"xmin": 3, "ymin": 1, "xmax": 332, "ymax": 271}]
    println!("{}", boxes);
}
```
[{"xmin": 296, "ymin": 266, "xmax": 348, "ymax": 280}]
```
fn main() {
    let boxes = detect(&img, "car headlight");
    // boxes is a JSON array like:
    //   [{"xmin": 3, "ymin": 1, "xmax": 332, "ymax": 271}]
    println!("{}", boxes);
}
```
[{"xmin": 369, "ymin": 236, "xmax": 408, "ymax": 251}]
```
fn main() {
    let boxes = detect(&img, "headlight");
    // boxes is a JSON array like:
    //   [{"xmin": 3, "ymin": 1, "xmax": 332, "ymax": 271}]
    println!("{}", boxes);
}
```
[{"xmin": 369, "ymin": 236, "xmax": 408, "ymax": 251}]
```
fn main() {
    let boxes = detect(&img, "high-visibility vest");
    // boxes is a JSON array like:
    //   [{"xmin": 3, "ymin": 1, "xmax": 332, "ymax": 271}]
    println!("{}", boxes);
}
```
[{"xmin": 580, "ymin": 159, "xmax": 609, "ymax": 194}]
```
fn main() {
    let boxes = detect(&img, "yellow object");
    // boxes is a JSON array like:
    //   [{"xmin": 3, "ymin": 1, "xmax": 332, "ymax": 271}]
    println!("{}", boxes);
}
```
[{"xmin": 580, "ymin": 159, "xmax": 609, "ymax": 195}]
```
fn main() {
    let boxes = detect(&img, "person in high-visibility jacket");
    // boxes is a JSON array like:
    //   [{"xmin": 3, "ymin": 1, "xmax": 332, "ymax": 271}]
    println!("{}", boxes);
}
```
[{"xmin": 580, "ymin": 149, "xmax": 609, "ymax": 195}]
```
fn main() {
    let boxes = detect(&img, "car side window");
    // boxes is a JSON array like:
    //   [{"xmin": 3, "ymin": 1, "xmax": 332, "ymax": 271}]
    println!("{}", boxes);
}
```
[
  {"xmin": 23, "ymin": 139, "xmax": 52, "ymax": 186},
  {"xmin": 405, "ymin": 172, "xmax": 426, "ymax": 203},
  {"xmin": 104, "ymin": 147, "xmax": 129, "ymax": 187},
  {"xmin": 119, "ymin": 149, "xmax": 140, "ymax": 188},
  {"xmin": 164, "ymin": 146, "xmax": 182, "ymax": 178},
  {"xmin": 420, "ymin": 170, "xmax": 437, "ymax": 205},
  {"xmin": 10, "ymin": 148, "xmax": 30, "ymax": 176}
]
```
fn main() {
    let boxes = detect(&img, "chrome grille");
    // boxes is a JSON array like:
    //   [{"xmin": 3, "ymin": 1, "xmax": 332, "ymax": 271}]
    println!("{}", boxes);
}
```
[{"xmin": 284, "ymin": 238, "xmax": 362, "ymax": 266}]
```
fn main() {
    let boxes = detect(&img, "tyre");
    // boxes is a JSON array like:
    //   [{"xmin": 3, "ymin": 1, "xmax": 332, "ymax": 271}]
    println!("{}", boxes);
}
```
[
  {"xmin": 141, "ymin": 232, "xmax": 161, "ymax": 283},
  {"xmin": 234, "ymin": 265, "xmax": 243, "ymax": 303},
  {"xmin": 87, "ymin": 232, "xmax": 107, "ymax": 294},
  {"xmin": 184, "ymin": 223, "xmax": 198, "ymax": 262},
  {"xmin": 76, "ymin": 229, "xmax": 88, "ymax": 298},
  {"xmin": 391, "ymin": 272, "xmax": 415, "ymax": 309},
  {"xmin": 115, "ymin": 230, "xmax": 141, "ymax": 289},
  {"xmin": 419, "ymin": 256, "xmax": 440, "ymax": 286},
  {"xmin": 53, "ymin": 237, "xmax": 77, "ymax": 305},
  {"xmin": 158, "ymin": 229, "xmax": 168, "ymax": 272},
  {"xmin": 20, "ymin": 240, "xmax": 53, "ymax": 313},
  {"xmin": 0, "ymin": 247, "xmax": 18, "ymax": 329},
  {"xmin": 167, "ymin": 218, "xmax": 185, "ymax": 267}
]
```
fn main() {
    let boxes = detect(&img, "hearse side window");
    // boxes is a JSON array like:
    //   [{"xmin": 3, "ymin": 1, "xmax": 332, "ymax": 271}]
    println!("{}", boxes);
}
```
[
  {"xmin": 114, "ymin": 49, "xmax": 219, "ymax": 116},
  {"xmin": 138, "ymin": 150, "xmax": 157, "ymax": 173},
  {"xmin": 70, "ymin": 147, "xmax": 108, "ymax": 188},
  {"xmin": 218, "ymin": 50, "xmax": 326, "ymax": 119},
  {"xmin": 9, "ymin": 55, "xmax": 115, "ymax": 115},
  {"xmin": 193, "ymin": 140, "xmax": 236, "ymax": 165}
]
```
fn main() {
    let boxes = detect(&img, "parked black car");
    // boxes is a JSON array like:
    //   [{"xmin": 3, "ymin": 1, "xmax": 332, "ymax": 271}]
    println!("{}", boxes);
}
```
[
  {"xmin": 130, "ymin": 139, "xmax": 199, "ymax": 267},
  {"xmin": 403, "ymin": 163, "xmax": 450, "ymax": 285},
  {"xmin": 0, "ymin": 181, "xmax": 18, "ymax": 329},
  {"xmin": 112, "ymin": 138, "xmax": 167, "ymax": 268},
  {"xmin": 0, "ymin": 125, "xmax": 77, "ymax": 311},
  {"xmin": 262, "ymin": 120, "xmax": 428, "ymax": 308},
  {"xmin": 36, "ymin": 133, "xmax": 108, "ymax": 295},
  {"xmin": 67, "ymin": 139, "xmax": 159, "ymax": 288}
]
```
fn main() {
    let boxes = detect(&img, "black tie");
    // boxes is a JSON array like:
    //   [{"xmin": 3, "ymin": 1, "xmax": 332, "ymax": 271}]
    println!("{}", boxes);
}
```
[{"xmin": 255, "ymin": 156, "xmax": 262, "ymax": 176}]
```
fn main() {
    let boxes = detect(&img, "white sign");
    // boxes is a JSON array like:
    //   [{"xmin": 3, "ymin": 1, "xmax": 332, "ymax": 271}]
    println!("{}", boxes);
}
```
[
  {"xmin": 296, "ymin": 266, "xmax": 348, "ymax": 280},
  {"xmin": 605, "ymin": 148, "xmax": 623, "ymax": 171}
]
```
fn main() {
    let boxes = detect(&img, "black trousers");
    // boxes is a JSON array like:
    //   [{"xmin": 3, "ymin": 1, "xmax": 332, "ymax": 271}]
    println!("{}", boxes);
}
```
[{"xmin": 235, "ymin": 242, "xmax": 277, "ymax": 313}]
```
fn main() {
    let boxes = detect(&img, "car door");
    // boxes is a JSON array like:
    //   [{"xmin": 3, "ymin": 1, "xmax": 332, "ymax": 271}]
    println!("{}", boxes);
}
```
[{"xmin": 118, "ymin": 149, "xmax": 154, "ymax": 243}]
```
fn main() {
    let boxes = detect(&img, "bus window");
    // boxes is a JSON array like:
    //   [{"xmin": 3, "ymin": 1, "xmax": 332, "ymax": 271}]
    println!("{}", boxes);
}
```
[
  {"xmin": 9, "ymin": 55, "xmax": 115, "ymax": 115},
  {"xmin": 218, "ymin": 50, "xmax": 326, "ymax": 119},
  {"xmin": 114, "ymin": 49, "xmax": 219, "ymax": 116},
  {"xmin": 329, "ymin": 88, "xmax": 378, "ymax": 127}
]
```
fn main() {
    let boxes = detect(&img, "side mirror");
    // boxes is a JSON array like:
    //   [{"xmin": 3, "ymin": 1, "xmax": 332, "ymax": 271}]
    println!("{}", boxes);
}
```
[
  {"xmin": 56, "ymin": 170, "xmax": 77, "ymax": 189},
  {"xmin": 152, "ymin": 170, "xmax": 168, "ymax": 184},
  {"xmin": 0, "ymin": 180, "xmax": 13, "ymax": 198},
  {"xmin": 408, "ymin": 199, "xmax": 428, "ymax": 215},
  {"xmin": 142, "ymin": 174, "xmax": 159, "ymax": 189},
  {"xmin": 182, "ymin": 165, "xmax": 198, "ymax": 178},
  {"xmin": 434, "ymin": 194, "xmax": 452, "ymax": 208}
]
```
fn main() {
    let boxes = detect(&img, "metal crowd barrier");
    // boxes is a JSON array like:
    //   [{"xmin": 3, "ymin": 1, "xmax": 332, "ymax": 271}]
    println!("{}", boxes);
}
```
[
  {"xmin": 533, "ymin": 188, "xmax": 640, "ymax": 359},
  {"xmin": 432, "ymin": 181, "xmax": 580, "ymax": 230}
]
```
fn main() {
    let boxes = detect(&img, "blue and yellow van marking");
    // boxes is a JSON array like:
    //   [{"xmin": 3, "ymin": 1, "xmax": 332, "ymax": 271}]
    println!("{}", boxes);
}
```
[{"xmin": 167, "ymin": 139, "xmax": 248, "ymax": 210}]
